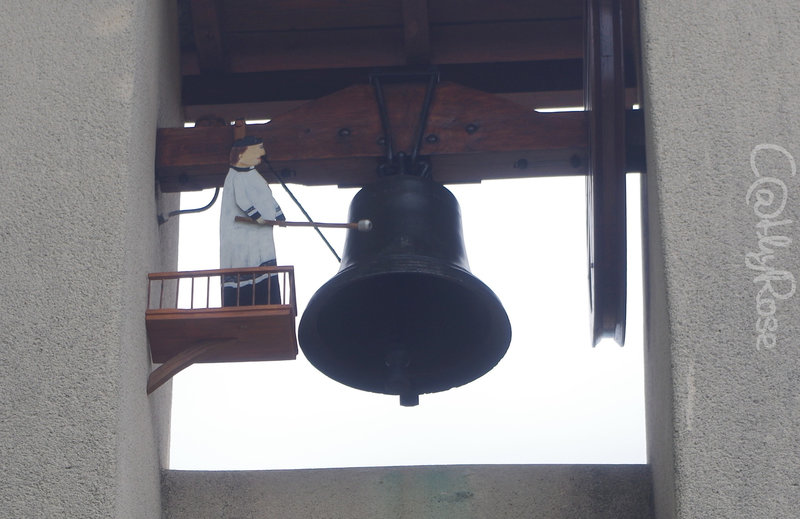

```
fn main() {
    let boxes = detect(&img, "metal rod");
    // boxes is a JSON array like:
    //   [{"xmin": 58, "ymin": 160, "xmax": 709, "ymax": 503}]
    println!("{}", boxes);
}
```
[
  {"xmin": 159, "ymin": 187, "xmax": 221, "ymax": 224},
  {"xmin": 371, "ymin": 75, "xmax": 394, "ymax": 163},
  {"xmin": 262, "ymin": 159, "xmax": 342, "ymax": 263},
  {"xmin": 410, "ymin": 71, "xmax": 439, "ymax": 167}
]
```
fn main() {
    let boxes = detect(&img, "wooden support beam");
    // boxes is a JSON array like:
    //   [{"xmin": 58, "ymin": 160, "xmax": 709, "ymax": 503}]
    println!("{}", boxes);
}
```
[
  {"xmin": 219, "ymin": 0, "xmax": 402, "ymax": 33},
  {"xmin": 157, "ymin": 82, "xmax": 589, "ymax": 191},
  {"xmin": 181, "ymin": 60, "xmax": 583, "ymax": 106},
  {"xmin": 180, "ymin": 88, "xmax": 640, "ymax": 123},
  {"xmin": 181, "ymin": 19, "xmax": 581, "ymax": 75},
  {"xmin": 427, "ymin": 0, "xmax": 582, "ymax": 23},
  {"xmin": 402, "ymin": 0, "xmax": 431, "ymax": 65},
  {"xmin": 190, "ymin": 0, "xmax": 226, "ymax": 74},
  {"xmin": 216, "ymin": 0, "xmax": 581, "ymax": 32}
]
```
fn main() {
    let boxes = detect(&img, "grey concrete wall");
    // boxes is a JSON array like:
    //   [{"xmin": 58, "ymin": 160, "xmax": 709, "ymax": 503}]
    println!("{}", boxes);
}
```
[
  {"xmin": 0, "ymin": 2, "xmax": 180, "ymax": 518},
  {"xmin": 163, "ymin": 465, "xmax": 653, "ymax": 519},
  {"xmin": 640, "ymin": 1, "xmax": 800, "ymax": 517}
]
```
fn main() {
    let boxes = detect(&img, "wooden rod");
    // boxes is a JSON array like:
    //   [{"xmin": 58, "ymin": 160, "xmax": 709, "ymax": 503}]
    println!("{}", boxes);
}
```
[{"xmin": 233, "ymin": 216, "xmax": 370, "ymax": 230}]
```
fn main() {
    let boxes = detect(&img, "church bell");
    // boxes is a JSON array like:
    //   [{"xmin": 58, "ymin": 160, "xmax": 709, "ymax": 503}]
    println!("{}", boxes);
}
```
[{"xmin": 298, "ymin": 174, "xmax": 512, "ymax": 406}]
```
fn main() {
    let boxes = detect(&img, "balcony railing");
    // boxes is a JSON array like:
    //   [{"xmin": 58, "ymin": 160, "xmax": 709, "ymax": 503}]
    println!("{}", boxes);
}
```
[{"xmin": 147, "ymin": 266, "xmax": 296, "ymax": 313}]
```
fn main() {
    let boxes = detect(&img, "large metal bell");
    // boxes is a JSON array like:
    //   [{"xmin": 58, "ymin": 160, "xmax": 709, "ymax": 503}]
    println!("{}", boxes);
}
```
[{"xmin": 298, "ymin": 175, "xmax": 511, "ymax": 405}]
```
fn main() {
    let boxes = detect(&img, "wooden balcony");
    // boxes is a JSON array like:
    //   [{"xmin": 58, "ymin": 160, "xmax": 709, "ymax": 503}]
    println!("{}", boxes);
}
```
[{"xmin": 145, "ymin": 266, "xmax": 298, "ymax": 393}]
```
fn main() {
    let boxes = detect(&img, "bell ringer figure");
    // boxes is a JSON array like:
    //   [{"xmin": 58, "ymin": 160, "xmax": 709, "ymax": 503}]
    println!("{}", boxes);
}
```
[{"xmin": 219, "ymin": 135, "xmax": 285, "ymax": 306}]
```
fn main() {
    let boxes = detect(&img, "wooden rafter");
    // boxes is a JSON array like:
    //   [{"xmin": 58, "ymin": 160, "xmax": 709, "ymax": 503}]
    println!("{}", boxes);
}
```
[
  {"xmin": 181, "ymin": 60, "xmax": 584, "ymax": 107},
  {"xmin": 181, "ymin": 19, "xmax": 581, "ymax": 76},
  {"xmin": 190, "ymin": 0, "xmax": 226, "ymax": 74},
  {"xmin": 402, "ymin": 0, "xmax": 431, "ymax": 65}
]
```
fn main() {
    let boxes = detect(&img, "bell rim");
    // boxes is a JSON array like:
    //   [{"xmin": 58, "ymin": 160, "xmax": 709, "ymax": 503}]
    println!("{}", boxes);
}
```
[{"xmin": 298, "ymin": 255, "xmax": 512, "ymax": 397}]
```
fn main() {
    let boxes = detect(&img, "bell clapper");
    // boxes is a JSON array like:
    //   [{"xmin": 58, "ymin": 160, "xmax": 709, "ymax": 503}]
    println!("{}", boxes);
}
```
[{"xmin": 385, "ymin": 349, "xmax": 419, "ymax": 407}]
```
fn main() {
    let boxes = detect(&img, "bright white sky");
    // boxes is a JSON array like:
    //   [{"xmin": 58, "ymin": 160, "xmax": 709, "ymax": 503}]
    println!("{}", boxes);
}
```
[{"xmin": 169, "ymin": 173, "xmax": 645, "ymax": 470}]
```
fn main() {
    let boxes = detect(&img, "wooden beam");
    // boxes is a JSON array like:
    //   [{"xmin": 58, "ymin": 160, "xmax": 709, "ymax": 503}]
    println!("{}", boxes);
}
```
[
  {"xmin": 431, "ymin": 19, "xmax": 582, "ymax": 64},
  {"xmin": 181, "ymin": 19, "xmax": 581, "ymax": 75},
  {"xmin": 217, "ymin": 0, "xmax": 582, "ymax": 32},
  {"xmin": 427, "ymin": 0, "xmax": 582, "ymax": 23},
  {"xmin": 181, "ymin": 90, "xmax": 584, "ymax": 123},
  {"xmin": 190, "ymin": 0, "xmax": 226, "ymax": 74},
  {"xmin": 220, "ymin": 0, "xmax": 401, "ymax": 33},
  {"xmin": 402, "ymin": 0, "xmax": 431, "ymax": 65},
  {"xmin": 157, "ymin": 82, "xmax": 588, "ymax": 191},
  {"xmin": 181, "ymin": 60, "xmax": 583, "ymax": 106}
]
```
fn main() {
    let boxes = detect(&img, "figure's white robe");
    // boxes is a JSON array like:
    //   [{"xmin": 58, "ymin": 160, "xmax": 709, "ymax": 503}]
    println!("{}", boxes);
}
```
[{"xmin": 219, "ymin": 168, "xmax": 284, "ymax": 286}]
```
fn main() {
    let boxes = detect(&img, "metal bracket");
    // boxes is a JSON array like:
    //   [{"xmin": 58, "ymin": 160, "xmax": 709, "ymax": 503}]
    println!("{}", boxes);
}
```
[{"xmin": 370, "ymin": 68, "xmax": 440, "ymax": 178}]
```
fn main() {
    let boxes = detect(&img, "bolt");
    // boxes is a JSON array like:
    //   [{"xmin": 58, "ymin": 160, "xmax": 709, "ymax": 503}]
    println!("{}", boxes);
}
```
[
  {"xmin": 376, "ymin": 136, "xmax": 386, "ymax": 146},
  {"xmin": 465, "ymin": 123, "xmax": 479, "ymax": 134},
  {"xmin": 425, "ymin": 134, "xmax": 439, "ymax": 144},
  {"xmin": 338, "ymin": 128, "xmax": 351, "ymax": 137}
]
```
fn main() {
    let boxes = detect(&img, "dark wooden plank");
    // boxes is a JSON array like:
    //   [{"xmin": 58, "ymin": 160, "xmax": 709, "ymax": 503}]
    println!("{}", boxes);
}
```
[
  {"xmin": 430, "ymin": 19, "xmax": 582, "ymax": 63},
  {"xmin": 181, "ymin": 60, "xmax": 583, "ymax": 105},
  {"xmin": 428, "ymin": 0, "xmax": 582, "ymax": 23},
  {"xmin": 403, "ymin": 0, "xmax": 431, "ymax": 65},
  {"xmin": 190, "ymin": 0, "xmax": 226, "ymax": 74},
  {"xmin": 217, "ymin": 0, "xmax": 582, "ymax": 33},
  {"xmin": 225, "ymin": 28, "xmax": 405, "ymax": 73},
  {"xmin": 156, "ymin": 152, "xmax": 588, "ymax": 192},
  {"xmin": 220, "ymin": 0, "xmax": 401, "ymax": 33},
  {"xmin": 183, "ymin": 100, "xmax": 306, "ymax": 122},
  {"xmin": 182, "ymin": 88, "xmax": 654, "ymax": 123},
  {"xmin": 181, "ymin": 20, "xmax": 580, "ymax": 75}
]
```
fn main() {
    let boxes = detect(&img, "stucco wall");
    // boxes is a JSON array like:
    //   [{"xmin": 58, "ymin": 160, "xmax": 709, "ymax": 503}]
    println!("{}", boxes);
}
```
[
  {"xmin": 163, "ymin": 465, "xmax": 652, "ymax": 519},
  {"xmin": 640, "ymin": 1, "xmax": 800, "ymax": 517},
  {"xmin": 0, "ymin": 2, "xmax": 180, "ymax": 518}
]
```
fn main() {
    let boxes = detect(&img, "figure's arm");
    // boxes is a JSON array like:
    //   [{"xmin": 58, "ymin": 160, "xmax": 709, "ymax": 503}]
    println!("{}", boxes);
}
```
[{"xmin": 234, "ymin": 174, "xmax": 285, "ymax": 223}]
